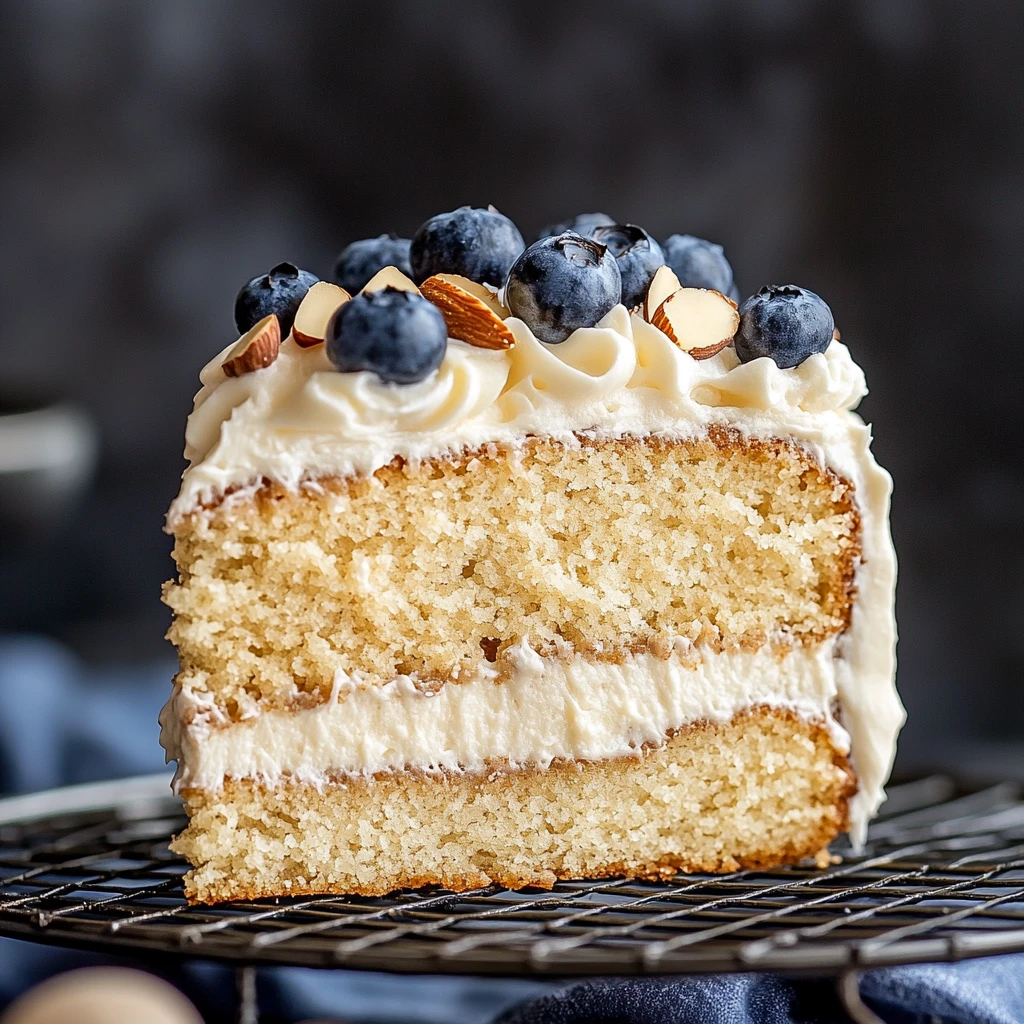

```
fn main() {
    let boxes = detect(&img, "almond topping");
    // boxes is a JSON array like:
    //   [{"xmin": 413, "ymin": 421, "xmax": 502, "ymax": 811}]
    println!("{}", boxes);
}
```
[
  {"xmin": 833, "ymin": 327, "xmax": 841, "ymax": 341},
  {"xmin": 651, "ymin": 288, "xmax": 739, "ymax": 360},
  {"xmin": 292, "ymin": 281, "xmax": 351, "ymax": 347},
  {"xmin": 360, "ymin": 265, "xmax": 421, "ymax": 295},
  {"xmin": 441, "ymin": 274, "xmax": 509, "ymax": 318},
  {"xmin": 643, "ymin": 265, "xmax": 681, "ymax": 322},
  {"xmin": 222, "ymin": 314, "xmax": 281, "ymax": 377},
  {"xmin": 420, "ymin": 273, "xmax": 515, "ymax": 350}
]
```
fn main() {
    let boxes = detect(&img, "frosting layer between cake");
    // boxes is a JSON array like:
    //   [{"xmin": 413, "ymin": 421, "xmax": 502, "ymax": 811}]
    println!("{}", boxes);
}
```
[{"xmin": 162, "ymin": 639, "xmax": 850, "ymax": 790}]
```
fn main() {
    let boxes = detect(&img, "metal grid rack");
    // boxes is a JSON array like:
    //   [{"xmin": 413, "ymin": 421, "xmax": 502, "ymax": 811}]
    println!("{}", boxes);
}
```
[{"xmin": 0, "ymin": 773, "xmax": 1021, "ymax": 985}]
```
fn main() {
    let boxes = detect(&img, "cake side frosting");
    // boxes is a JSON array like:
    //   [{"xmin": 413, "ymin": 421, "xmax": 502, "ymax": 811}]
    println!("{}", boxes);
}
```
[{"xmin": 165, "ymin": 295, "xmax": 901, "ymax": 846}]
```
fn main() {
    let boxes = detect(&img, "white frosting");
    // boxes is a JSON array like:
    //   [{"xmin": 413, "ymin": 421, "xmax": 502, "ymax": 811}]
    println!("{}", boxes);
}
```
[
  {"xmin": 162, "ymin": 638, "xmax": 850, "ymax": 791},
  {"xmin": 170, "ymin": 306, "xmax": 869, "ymax": 518},
  {"xmin": 165, "ymin": 305, "xmax": 903, "ymax": 843}
]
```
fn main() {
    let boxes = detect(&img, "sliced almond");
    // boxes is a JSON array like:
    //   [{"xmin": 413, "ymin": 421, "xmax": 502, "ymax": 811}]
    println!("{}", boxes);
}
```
[
  {"xmin": 420, "ymin": 273, "xmax": 515, "ymax": 350},
  {"xmin": 293, "ymin": 281, "xmax": 351, "ymax": 347},
  {"xmin": 643, "ymin": 265, "xmax": 681, "ymax": 321},
  {"xmin": 360, "ymin": 265, "xmax": 421, "ymax": 295},
  {"xmin": 222, "ymin": 314, "xmax": 281, "ymax": 377},
  {"xmin": 651, "ymin": 288, "xmax": 739, "ymax": 359},
  {"xmin": 438, "ymin": 274, "xmax": 509, "ymax": 318},
  {"xmin": 833, "ymin": 327, "xmax": 841, "ymax": 341}
]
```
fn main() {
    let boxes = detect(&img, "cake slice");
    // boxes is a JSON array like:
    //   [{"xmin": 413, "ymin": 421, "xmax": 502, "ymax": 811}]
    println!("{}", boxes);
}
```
[{"xmin": 161, "ymin": 209, "xmax": 903, "ymax": 903}]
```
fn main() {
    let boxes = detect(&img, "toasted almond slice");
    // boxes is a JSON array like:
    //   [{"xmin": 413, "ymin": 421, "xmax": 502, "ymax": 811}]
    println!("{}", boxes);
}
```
[
  {"xmin": 222, "ymin": 314, "xmax": 281, "ymax": 377},
  {"xmin": 651, "ymin": 288, "xmax": 739, "ymax": 359},
  {"xmin": 292, "ymin": 281, "xmax": 350, "ymax": 347},
  {"xmin": 360, "ymin": 265, "xmax": 421, "ymax": 295},
  {"xmin": 643, "ymin": 265, "xmax": 681, "ymax": 322},
  {"xmin": 833, "ymin": 327, "xmax": 841, "ymax": 341},
  {"xmin": 420, "ymin": 273, "xmax": 515, "ymax": 350},
  {"xmin": 434, "ymin": 273, "xmax": 509, "ymax": 318}
]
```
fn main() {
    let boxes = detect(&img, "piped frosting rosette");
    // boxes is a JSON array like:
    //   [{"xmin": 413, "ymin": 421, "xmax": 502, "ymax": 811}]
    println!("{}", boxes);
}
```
[
  {"xmin": 495, "ymin": 306, "xmax": 638, "ymax": 425},
  {"xmin": 271, "ymin": 340, "xmax": 510, "ymax": 437}
]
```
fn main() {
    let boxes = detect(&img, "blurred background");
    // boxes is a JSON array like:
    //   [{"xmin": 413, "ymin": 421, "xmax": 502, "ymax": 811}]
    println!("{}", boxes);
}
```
[{"xmin": 0, "ymin": 1, "xmax": 1022, "ymax": 794}]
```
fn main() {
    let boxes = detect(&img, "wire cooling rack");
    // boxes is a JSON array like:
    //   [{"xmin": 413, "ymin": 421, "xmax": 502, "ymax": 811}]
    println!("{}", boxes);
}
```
[{"xmin": 0, "ymin": 773, "xmax": 1022, "ymax": 985}]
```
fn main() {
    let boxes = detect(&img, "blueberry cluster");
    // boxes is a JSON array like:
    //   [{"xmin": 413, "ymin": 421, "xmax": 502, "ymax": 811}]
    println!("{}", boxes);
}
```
[{"xmin": 231, "ymin": 207, "xmax": 836, "ymax": 385}]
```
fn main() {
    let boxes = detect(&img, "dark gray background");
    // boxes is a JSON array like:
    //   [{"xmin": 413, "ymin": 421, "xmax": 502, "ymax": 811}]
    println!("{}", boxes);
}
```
[{"xmin": 0, "ymin": 0, "xmax": 1021, "ymax": 773}]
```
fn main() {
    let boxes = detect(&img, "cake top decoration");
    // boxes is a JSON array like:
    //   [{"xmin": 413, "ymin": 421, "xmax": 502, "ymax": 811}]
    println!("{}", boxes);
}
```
[
  {"xmin": 222, "ymin": 206, "xmax": 838, "ymax": 386},
  {"xmin": 173, "ymin": 206, "xmax": 861, "ymax": 518}
]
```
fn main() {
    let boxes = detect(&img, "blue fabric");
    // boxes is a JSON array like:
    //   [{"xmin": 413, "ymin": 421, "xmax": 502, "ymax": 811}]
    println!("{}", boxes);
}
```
[
  {"xmin": 0, "ymin": 635, "xmax": 174, "ymax": 791},
  {"xmin": 496, "ymin": 976, "xmax": 810, "ymax": 1023},
  {"xmin": 862, "ymin": 957, "xmax": 1024, "ymax": 1024},
  {"xmin": 496, "ymin": 967, "xmax": 1024, "ymax": 1023},
  {"xmin": 0, "ymin": 635, "xmax": 1022, "ymax": 1024}
]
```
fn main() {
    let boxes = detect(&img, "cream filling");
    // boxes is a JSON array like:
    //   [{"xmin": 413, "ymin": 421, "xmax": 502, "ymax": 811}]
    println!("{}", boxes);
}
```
[
  {"xmin": 164, "ymin": 639, "xmax": 851, "ymax": 797},
  {"xmin": 166, "ymin": 305, "xmax": 903, "ymax": 842}
]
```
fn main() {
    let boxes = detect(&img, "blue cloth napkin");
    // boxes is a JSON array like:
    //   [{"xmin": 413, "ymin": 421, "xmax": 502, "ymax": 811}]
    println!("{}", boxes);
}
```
[
  {"xmin": 0, "ymin": 634, "xmax": 1022, "ymax": 1024},
  {"xmin": 495, "ymin": 966, "xmax": 1024, "ymax": 1024}
]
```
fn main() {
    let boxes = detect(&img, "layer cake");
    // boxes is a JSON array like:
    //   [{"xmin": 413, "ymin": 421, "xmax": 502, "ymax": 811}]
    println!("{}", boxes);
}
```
[{"xmin": 161, "ymin": 210, "xmax": 903, "ymax": 902}]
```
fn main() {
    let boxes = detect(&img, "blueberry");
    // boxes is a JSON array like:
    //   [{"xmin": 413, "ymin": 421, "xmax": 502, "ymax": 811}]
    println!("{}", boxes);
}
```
[
  {"xmin": 410, "ymin": 206, "xmax": 525, "ymax": 287},
  {"xmin": 590, "ymin": 224, "xmax": 665, "ymax": 310},
  {"xmin": 536, "ymin": 212, "xmax": 615, "ymax": 241},
  {"xmin": 734, "ymin": 285, "xmax": 835, "ymax": 369},
  {"xmin": 234, "ymin": 262, "xmax": 319, "ymax": 336},
  {"xmin": 504, "ymin": 232, "xmax": 622, "ymax": 344},
  {"xmin": 325, "ymin": 287, "xmax": 448, "ymax": 384},
  {"xmin": 661, "ymin": 235, "xmax": 739, "ymax": 301},
  {"xmin": 333, "ymin": 234, "xmax": 412, "ymax": 293}
]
